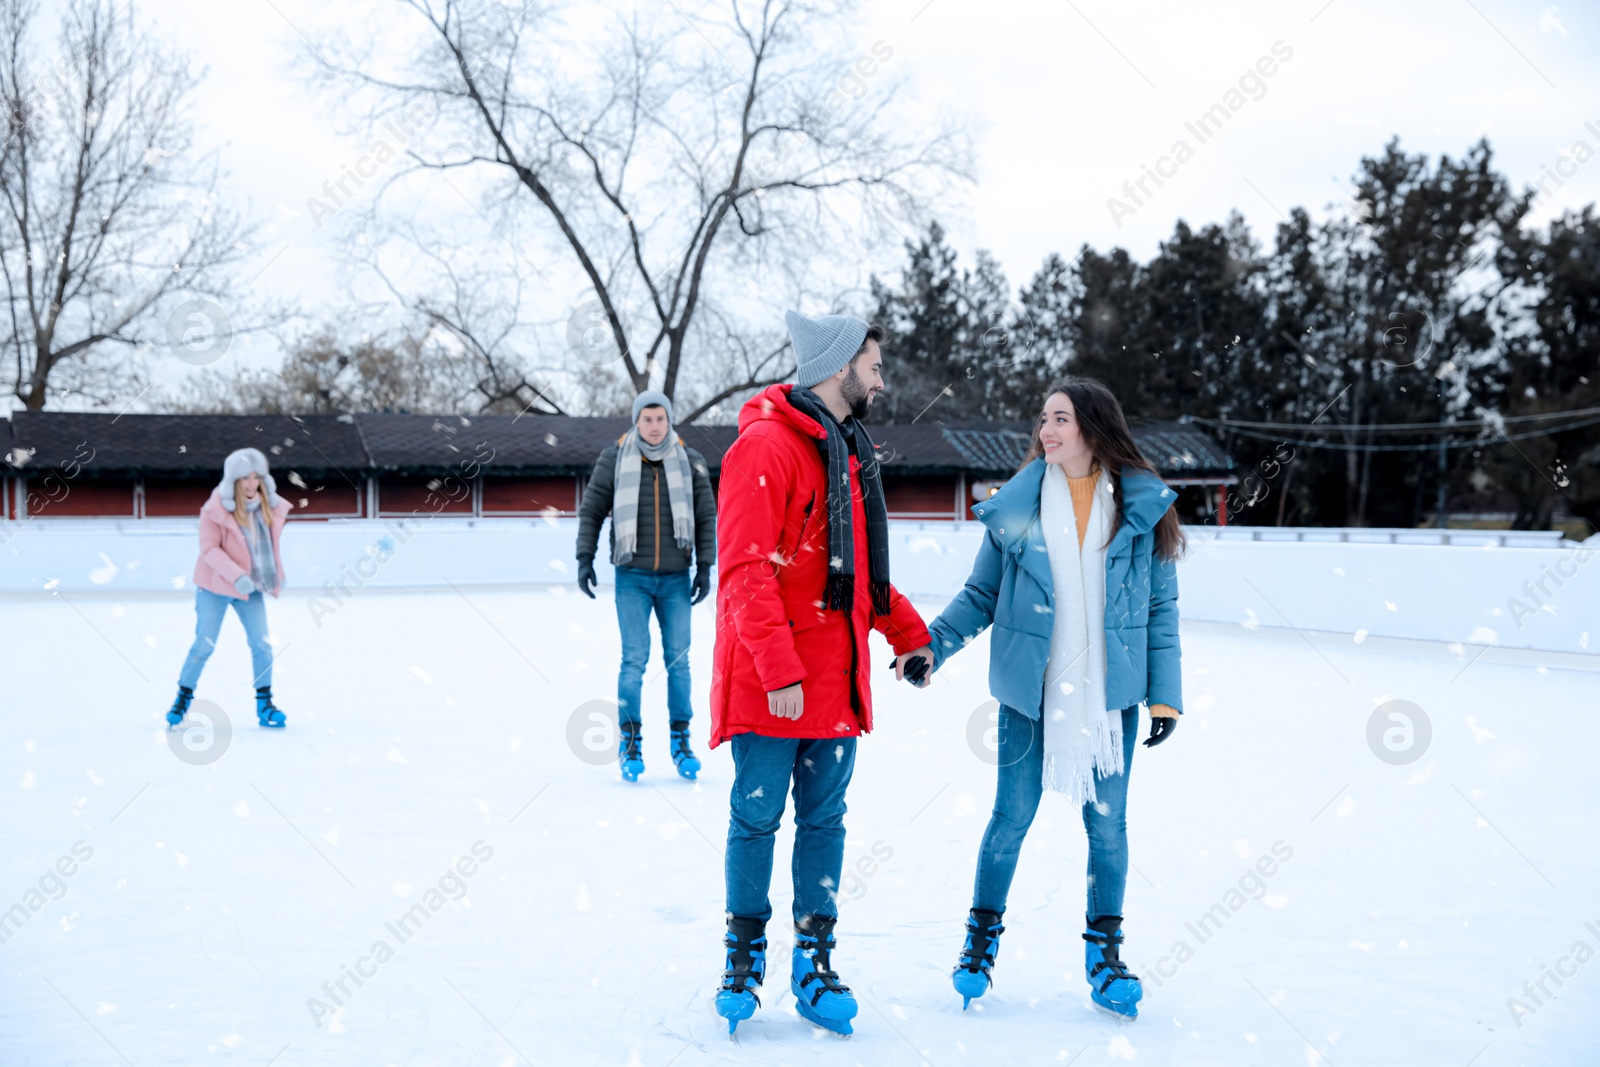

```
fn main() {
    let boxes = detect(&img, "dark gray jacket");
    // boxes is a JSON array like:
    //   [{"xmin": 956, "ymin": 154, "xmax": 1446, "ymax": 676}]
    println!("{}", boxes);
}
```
[{"xmin": 576, "ymin": 442, "xmax": 716, "ymax": 573}]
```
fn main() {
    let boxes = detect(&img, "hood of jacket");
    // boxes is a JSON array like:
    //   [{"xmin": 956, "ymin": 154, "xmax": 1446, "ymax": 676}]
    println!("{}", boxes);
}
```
[
  {"xmin": 973, "ymin": 458, "xmax": 1175, "ymax": 555},
  {"xmin": 737, "ymin": 384, "xmax": 828, "ymax": 442}
]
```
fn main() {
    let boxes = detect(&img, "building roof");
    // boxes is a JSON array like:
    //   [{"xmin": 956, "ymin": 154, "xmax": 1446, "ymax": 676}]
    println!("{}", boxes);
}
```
[
  {"xmin": 1130, "ymin": 421, "xmax": 1238, "ymax": 477},
  {"xmin": 1, "ymin": 412, "xmax": 372, "ymax": 479},
  {"xmin": 2, "ymin": 411, "xmax": 1235, "ymax": 479},
  {"xmin": 934, "ymin": 420, "xmax": 1237, "ymax": 479},
  {"xmin": 942, "ymin": 427, "xmax": 1032, "ymax": 471}
]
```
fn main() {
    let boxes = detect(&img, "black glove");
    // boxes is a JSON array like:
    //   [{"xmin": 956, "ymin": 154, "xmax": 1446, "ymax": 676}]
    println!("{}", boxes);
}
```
[
  {"xmin": 577, "ymin": 560, "xmax": 597, "ymax": 599},
  {"xmin": 888, "ymin": 653, "xmax": 932, "ymax": 687},
  {"xmin": 691, "ymin": 567, "xmax": 712, "ymax": 605},
  {"xmin": 1144, "ymin": 714, "xmax": 1178, "ymax": 747}
]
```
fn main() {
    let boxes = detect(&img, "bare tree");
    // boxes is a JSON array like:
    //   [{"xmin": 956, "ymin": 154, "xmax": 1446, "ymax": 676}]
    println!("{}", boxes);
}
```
[
  {"xmin": 310, "ymin": 0, "xmax": 967, "ymax": 420},
  {"xmin": 369, "ymin": 224, "xmax": 570, "ymax": 416},
  {"xmin": 0, "ymin": 0, "xmax": 256, "ymax": 410},
  {"xmin": 163, "ymin": 325, "xmax": 490, "ymax": 415}
]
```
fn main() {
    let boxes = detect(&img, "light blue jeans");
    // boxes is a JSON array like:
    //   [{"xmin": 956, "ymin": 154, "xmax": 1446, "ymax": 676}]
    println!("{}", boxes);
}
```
[
  {"xmin": 178, "ymin": 589, "xmax": 273, "ymax": 691},
  {"xmin": 972, "ymin": 704, "xmax": 1140, "ymax": 921},
  {"xmin": 614, "ymin": 566, "xmax": 693, "ymax": 725}
]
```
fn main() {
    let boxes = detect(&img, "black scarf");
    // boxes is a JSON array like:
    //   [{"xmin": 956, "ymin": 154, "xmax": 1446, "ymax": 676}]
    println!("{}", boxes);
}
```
[{"xmin": 787, "ymin": 386, "xmax": 891, "ymax": 616}]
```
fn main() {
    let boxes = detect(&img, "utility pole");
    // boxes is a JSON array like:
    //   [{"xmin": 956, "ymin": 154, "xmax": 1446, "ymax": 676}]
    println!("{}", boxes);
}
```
[{"xmin": 1435, "ymin": 374, "xmax": 1450, "ymax": 529}]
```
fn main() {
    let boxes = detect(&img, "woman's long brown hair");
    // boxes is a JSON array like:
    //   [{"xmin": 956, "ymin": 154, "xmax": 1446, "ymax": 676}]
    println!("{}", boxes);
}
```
[{"xmin": 1018, "ymin": 378, "xmax": 1186, "ymax": 562}]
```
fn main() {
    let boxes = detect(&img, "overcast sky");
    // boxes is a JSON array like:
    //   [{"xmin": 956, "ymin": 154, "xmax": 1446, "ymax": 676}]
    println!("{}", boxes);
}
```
[{"xmin": 48, "ymin": 0, "xmax": 1600, "ymax": 403}]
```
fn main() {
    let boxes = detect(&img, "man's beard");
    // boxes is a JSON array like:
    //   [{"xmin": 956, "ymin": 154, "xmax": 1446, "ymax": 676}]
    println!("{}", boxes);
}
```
[{"xmin": 840, "ymin": 366, "xmax": 875, "ymax": 421}]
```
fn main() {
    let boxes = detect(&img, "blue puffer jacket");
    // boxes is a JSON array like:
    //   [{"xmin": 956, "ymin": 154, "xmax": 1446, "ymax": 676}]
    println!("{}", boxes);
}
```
[{"xmin": 927, "ymin": 459, "xmax": 1183, "ymax": 720}]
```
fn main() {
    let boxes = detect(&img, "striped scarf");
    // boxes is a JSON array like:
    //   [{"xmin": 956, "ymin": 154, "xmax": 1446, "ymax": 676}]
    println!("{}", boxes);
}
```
[
  {"xmin": 611, "ymin": 428, "xmax": 694, "ymax": 566},
  {"xmin": 243, "ymin": 499, "xmax": 277, "ymax": 593}
]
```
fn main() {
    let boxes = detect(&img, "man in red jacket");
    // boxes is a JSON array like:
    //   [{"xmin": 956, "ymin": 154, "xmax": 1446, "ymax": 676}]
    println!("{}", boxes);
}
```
[{"xmin": 709, "ymin": 310, "xmax": 932, "ymax": 1035}]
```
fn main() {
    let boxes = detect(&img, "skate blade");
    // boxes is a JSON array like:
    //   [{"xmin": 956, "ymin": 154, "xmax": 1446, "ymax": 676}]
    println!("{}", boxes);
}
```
[
  {"xmin": 716, "ymin": 994, "xmax": 758, "ymax": 1035},
  {"xmin": 1090, "ymin": 994, "xmax": 1139, "ymax": 1020},
  {"xmin": 794, "ymin": 1000, "xmax": 855, "ymax": 1036},
  {"xmin": 953, "ymin": 971, "xmax": 990, "ymax": 1010}
]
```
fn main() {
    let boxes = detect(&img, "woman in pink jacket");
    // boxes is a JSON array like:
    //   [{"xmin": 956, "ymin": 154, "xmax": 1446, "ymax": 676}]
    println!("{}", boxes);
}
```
[{"xmin": 167, "ymin": 448, "xmax": 293, "ymax": 729}]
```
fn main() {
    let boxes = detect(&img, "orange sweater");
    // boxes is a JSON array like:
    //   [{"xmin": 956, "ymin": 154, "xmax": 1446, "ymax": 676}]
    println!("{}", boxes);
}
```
[{"xmin": 1066, "ymin": 467, "xmax": 1100, "ymax": 549}]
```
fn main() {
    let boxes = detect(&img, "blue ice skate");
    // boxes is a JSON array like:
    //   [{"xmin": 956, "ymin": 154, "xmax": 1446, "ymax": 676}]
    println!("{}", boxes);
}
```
[
  {"xmin": 715, "ymin": 916, "xmax": 766, "ymax": 1034},
  {"xmin": 791, "ymin": 915, "xmax": 857, "ymax": 1035},
  {"xmin": 618, "ymin": 721, "xmax": 644, "ymax": 781},
  {"xmin": 166, "ymin": 685, "xmax": 195, "ymax": 728},
  {"xmin": 1083, "ymin": 915, "xmax": 1142, "ymax": 1018},
  {"xmin": 952, "ymin": 908, "xmax": 1005, "ymax": 1009},
  {"xmin": 669, "ymin": 721, "xmax": 701, "ymax": 780},
  {"xmin": 255, "ymin": 686, "xmax": 286, "ymax": 728}
]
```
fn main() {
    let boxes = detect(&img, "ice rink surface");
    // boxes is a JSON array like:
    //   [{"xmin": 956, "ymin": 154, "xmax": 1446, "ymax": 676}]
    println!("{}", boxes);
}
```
[{"xmin": 2, "ymin": 584, "xmax": 1597, "ymax": 1066}]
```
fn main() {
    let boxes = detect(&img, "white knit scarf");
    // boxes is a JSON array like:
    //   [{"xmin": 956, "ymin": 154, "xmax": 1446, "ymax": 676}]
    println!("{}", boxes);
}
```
[{"xmin": 1039, "ymin": 464, "xmax": 1122, "ymax": 805}]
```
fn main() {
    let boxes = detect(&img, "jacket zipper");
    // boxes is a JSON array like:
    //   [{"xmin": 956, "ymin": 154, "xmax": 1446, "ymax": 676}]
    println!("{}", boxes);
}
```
[
  {"xmin": 794, "ymin": 494, "xmax": 816, "ymax": 555},
  {"xmin": 652, "ymin": 463, "xmax": 661, "ymax": 571}
]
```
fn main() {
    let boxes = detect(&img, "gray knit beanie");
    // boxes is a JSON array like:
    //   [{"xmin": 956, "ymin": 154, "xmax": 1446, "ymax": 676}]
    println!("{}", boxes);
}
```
[
  {"xmin": 786, "ymin": 310, "xmax": 871, "ymax": 389},
  {"xmin": 630, "ymin": 390, "xmax": 673, "ymax": 424}
]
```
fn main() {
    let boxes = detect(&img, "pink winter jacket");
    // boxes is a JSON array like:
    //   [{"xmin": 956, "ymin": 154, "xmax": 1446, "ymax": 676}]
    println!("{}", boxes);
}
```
[{"xmin": 193, "ymin": 489, "xmax": 292, "ymax": 599}]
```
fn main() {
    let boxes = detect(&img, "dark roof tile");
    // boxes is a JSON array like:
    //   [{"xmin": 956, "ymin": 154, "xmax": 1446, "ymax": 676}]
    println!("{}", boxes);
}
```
[
  {"xmin": 2, "ymin": 411, "xmax": 1234, "ymax": 479},
  {"xmin": 4, "ymin": 412, "xmax": 370, "ymax": 479}
]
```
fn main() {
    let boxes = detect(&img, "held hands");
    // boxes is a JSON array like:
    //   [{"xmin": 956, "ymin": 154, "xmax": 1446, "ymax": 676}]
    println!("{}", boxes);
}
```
[
  {"xmin": 769, "ymin": 644, "xmax": 934, "ymax": 721},
  {"xmin": 891, "ymin": 646, "xmax": 934, "ymax": 688},
  {"xmin": 1145, "ymin": 710, "xmax": 1178, "ymax": 747},
  {"xmin": 767, "ymin": 682, "xmax": 804, "ymax": 720}
]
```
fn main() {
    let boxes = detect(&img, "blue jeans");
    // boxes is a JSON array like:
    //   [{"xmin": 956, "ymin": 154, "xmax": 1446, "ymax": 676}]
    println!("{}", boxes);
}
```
[
  {"xmin": 972, "ymin": 704, "xmax": 1139, "ymax": 920},
  {"xmin": 614, "ymin": 566, "xmax": 693, "ymax": 725},
  {"xmin": 178, "ymin": 589, "xmax": 274, "ymax": 691},
  {"xmin": 725, "ymin": 734, "xmax": 857, "ymax": 922}
]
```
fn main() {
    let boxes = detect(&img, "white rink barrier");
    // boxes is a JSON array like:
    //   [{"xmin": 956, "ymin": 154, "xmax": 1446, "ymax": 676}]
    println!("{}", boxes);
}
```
[{"xmin": 0, "ymin": 517, "xmax": 1594, "ymax": 655}]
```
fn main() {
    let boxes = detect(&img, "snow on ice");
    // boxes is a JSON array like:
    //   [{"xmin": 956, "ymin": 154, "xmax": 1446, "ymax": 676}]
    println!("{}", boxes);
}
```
[{"xmin": 0, "ymin": 544, "xmax": 1598, "ymax": 1064}]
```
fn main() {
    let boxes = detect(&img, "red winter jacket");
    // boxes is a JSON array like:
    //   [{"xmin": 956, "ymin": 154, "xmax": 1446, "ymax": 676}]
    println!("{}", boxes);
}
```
[{"xmin": 709, "ymin": 385, "xmax": 931, "ymax": 748}]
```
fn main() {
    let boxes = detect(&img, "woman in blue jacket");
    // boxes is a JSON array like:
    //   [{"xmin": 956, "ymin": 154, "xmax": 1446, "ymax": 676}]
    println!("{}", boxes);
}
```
[{"xmin": 898, "ymin": 378, "xmax": 1186, "ymax": 1019}]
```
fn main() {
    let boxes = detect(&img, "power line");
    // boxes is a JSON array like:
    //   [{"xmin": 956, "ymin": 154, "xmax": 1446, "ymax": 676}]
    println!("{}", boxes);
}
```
[
  {"xmin": 1183, "ymin": 403, "xmax": 1600, "ymax": 435},
  {"xmin": 1208, "ymin": 414, "xmax": 1600, "ymax": 452}
]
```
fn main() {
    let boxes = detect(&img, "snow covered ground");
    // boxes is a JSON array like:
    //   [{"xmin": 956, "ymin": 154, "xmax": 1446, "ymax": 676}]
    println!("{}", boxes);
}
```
[{"xmin": 2, "ymin": 583, "xmax": 1598, "ymax": 1066}]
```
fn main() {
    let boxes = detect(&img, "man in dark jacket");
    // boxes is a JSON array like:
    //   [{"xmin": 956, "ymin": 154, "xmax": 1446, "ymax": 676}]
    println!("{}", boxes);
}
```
[{"xmin": 575, "ymin": 390, "xmax": 717, "ymax": 783}]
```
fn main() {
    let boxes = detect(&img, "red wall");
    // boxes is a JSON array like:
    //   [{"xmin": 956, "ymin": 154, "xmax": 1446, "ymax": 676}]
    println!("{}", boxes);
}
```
[
  {"xmin": 378, "ymin": 475, "xmax": 473, "ymax": 517},
  {"xmin": 143, "ymin": 478, "xmax": 215, "ymax": 517},
  {"xmin": 282, "ymin": 475, "xmax": 364, "ymax": 518},
  {"xmin": 26, "ymin": 478, "xmax": 136, "ymax": 517},
  {"xmin": 884, "ymin": 476, "xmax": 958, "ymax": 517},
  {"xmin": 7, "ymin": 472, "xmax": 969, "ymax": 520},
  {"xmin": 482, "ymin": 476, "xmax": 578, "ymax": 514}
]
